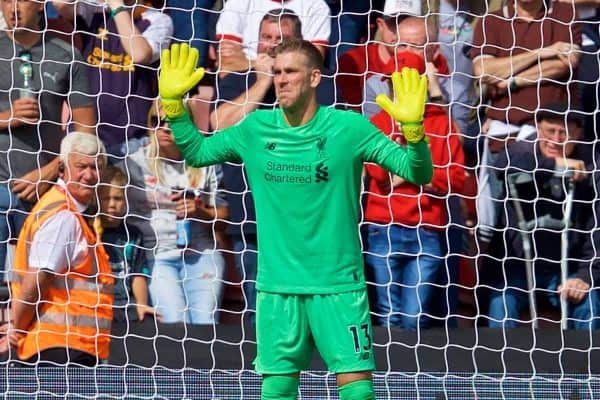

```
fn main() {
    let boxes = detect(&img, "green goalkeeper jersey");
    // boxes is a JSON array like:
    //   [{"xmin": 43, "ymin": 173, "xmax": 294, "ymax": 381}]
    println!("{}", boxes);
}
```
[{"xmin": 170, "ymin": 106, "xmax": 433, "ymax": 294}]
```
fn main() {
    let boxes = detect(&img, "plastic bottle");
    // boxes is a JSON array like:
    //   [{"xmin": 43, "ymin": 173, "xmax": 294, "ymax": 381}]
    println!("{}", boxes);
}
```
[
  {"xmin": 18, "ymin": 52, "xmax": 35, "ymax": 99},
  {"xmin": 175, "ymin": 218, "xmax": 192, "ymax": 249}
]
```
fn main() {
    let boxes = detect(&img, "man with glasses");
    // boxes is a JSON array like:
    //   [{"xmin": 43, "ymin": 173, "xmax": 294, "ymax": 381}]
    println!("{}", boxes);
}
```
[{"xmin": 0, "ymin": 0, "xmax": 96, "ymax": 277}]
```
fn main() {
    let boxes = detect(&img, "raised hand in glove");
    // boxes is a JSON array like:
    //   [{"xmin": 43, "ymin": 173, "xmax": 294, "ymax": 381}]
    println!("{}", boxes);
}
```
[
  {"xmin": 159, "ymin": 43, "xmax": 205, "ymax": 118},
  {"xmin": 375, "ymin": 67, "xmax": 428, "ymax": 144}
]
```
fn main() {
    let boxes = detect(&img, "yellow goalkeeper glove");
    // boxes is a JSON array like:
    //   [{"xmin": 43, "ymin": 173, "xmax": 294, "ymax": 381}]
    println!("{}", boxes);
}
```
[
  {"xmin": 159, "ymin": 43, "xmax": 205, "ymax": 118},
  {"xmin": 375, "ymin": 67, "xmax": 428, "ymax": 144}
]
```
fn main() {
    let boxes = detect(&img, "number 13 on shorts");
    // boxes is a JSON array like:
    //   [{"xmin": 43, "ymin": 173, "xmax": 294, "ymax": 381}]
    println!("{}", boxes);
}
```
[
  {"xmin": 348, "ymin": 323, "xmax": 373, "ymax": 355},
  {"xmin": 310, "ymin": 289, "xmax": 376, "ymax": 372}
]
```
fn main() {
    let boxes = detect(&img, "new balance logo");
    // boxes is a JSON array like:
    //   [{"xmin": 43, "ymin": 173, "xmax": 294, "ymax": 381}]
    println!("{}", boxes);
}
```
[
  {"xmin": 265, "ymin": 142, "xmax": 276, "ymax": 151},
  {"xmin": 315, "ymin": 161, "xmax": 328, "ymax": 182}
]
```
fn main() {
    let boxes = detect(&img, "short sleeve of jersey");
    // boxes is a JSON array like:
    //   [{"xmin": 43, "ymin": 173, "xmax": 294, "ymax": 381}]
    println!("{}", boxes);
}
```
[
  {"xmin": 215, "ymin": 0, "xmax": 246, "ymax": 43},
  {"xmin": 28, "ymin": 211, "xmax": 83, "ymax": 273},
  {"xmin": 554, "ymin": 3, "xmax": 582, "ymax": 47},
  {"xmin": 69, "ymin": 46, "xmax": 94, "ymax": 109},
  {"xmin": 140, "ymin": 10, "xmax": 174, "ymax": 64},
  {"xmin": 302, "ymin": 1, "xmax": 331, "ymax": 46}
]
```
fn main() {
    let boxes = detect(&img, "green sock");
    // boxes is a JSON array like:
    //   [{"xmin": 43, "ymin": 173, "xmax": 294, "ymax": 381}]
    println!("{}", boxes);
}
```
[
  {"xmin": 261, "ymin": 375, "xmax": 299, "ymax": 400},
  {"xmin": 339, "ymin": 379, "xmax": 376, "ymax": 400}
]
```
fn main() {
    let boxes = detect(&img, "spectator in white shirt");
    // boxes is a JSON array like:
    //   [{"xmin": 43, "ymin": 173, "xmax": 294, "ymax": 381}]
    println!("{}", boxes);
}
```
[{"xmin": 215, "ymin": 0, "xmax": 330, "ymax": 72}]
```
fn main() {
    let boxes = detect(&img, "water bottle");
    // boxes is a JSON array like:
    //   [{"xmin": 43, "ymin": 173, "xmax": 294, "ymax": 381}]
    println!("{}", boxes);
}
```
[
  {"xmin": 175, "ymin": 218, "xmax": 192, "ymax": 249},
  {"xmin": 173, "ymin": 187, "xmax": 194, "ymax": 249},
  {"xmin": 18, "ymin": 52, "xmax": 35, "ymax": 99}
]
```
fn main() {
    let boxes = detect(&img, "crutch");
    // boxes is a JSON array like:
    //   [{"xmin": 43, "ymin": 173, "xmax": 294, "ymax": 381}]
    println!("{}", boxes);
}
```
[
  {"xmin": 560, "ymin": 177, "xmax": 576, "ymax": 330},
  {"xmin": 509, "ymin": 171, "xmax": 575, "ymax": 329},
  {"xmin": 507, "ymin": 173, "xmax": 539, "ymax": 328}
]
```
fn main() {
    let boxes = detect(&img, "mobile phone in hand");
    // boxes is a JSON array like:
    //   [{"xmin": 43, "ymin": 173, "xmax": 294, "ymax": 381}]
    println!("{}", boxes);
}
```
[{"xmin": 171, "ymin": 187, "xmax": 197, "ymax": 199}]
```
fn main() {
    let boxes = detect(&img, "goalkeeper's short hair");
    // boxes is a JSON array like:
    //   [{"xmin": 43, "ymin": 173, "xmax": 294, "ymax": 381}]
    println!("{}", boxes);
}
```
[{"xmin": 273, "ymin": 38, "xmax": 324, "ymax": 71}]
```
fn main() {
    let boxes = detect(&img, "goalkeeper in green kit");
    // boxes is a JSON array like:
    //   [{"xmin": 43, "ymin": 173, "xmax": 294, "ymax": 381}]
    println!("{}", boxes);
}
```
[{"xmin": 159, "ymin": 39, "xmax": 433, "ymax": 400}]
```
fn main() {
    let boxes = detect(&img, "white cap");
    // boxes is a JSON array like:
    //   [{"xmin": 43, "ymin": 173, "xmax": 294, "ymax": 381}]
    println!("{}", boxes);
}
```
[{"xmin": 383, "ymin": 0, "xmax": 422, "ymax": 16}]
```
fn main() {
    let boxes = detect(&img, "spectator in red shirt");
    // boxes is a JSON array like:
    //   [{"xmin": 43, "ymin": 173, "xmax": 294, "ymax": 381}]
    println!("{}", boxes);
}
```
[
  {"xmin": 364, "ymin": 52, "xmax": 465, "ymax": 329},
  {"xmin": 337, "ymin": 0, "xmax": 450, "ymax": 112}
]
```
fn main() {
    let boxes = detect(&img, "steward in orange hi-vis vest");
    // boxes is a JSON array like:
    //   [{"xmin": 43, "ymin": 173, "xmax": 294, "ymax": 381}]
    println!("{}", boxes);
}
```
[{"xmin": 10, "ymin": 185, "xmax": 114, "ymax": 361}]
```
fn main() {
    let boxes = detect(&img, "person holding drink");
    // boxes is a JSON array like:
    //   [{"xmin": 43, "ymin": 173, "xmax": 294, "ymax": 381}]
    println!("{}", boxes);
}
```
[
  {"xmin": 122, "ymin": 99, "xmax": 228, "ymax": 324},
  {"xmin": 0, "ymin": 0, "xmax": 96, "ymax": 277}
]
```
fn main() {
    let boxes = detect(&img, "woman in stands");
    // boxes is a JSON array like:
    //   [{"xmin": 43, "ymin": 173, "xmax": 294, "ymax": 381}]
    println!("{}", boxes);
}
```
[{"xmin": 123, "ymin": 100, "xmax": 228, "ymax": 324}]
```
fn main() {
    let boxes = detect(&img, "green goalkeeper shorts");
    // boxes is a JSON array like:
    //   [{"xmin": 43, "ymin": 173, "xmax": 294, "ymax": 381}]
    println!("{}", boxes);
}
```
[{"xmin": 254, "ymin": 289, "xmax": 375, "ymax": 374}]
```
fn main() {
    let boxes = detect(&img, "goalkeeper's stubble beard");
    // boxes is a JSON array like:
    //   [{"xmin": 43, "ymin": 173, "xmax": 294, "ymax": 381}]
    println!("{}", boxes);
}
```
[{"xmin": 273, "ymin": 52, "xmax": 320, "ymax": 115}]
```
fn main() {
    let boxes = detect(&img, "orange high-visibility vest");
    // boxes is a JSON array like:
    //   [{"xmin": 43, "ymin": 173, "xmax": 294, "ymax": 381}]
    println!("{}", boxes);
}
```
[{"xmin": 10, "ymin": 185, "xmax": 114, "ymax": 360}]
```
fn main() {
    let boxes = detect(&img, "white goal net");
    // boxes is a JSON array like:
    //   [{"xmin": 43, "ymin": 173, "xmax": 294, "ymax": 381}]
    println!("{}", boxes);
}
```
[{"xmin": 0, "ymin": 0, "xmax": 598, "ymax": 398}]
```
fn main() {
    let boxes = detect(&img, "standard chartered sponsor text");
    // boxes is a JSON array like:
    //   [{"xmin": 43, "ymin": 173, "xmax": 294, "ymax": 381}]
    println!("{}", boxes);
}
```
[{"xmin": 265, "ymin": 161, "xmax": 313, "ymax": 184}]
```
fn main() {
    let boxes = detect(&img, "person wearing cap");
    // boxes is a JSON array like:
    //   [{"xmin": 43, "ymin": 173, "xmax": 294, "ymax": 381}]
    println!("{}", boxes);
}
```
[
  {"xmin": 481, "ymin": 103, "xmax": 599, "ymax": 329},
  {"xmin": 337, "ymin": 2, "xmax": 450, "ymax": 112},
  {"xmin": 363, "ymin": 52, "xmax": 465, "ymax": 330},
  {"xmin": 469, "ymin": 0, "xmax": 582, "ymax": 247},
  {"xmin": 360, "ymin": 11, "xmax": 469, "ymax": 329}
]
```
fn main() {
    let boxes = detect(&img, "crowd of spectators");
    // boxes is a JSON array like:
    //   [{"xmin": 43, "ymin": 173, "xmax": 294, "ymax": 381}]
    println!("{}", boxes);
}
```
[{"xmin": 0, "ymin": 0, "xmax": 599, "ymax": 358}]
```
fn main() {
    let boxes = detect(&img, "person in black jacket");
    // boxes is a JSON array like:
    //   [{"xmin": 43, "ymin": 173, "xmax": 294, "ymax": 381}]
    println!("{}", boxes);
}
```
[{"xmin": 481, "ymin": 102, "xmax": 600, "ymax": 329}]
